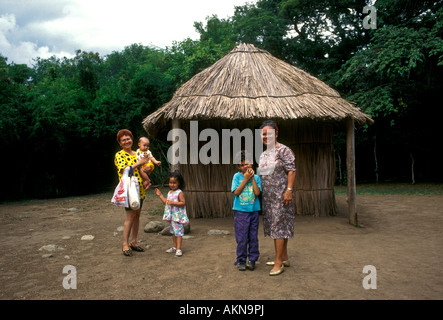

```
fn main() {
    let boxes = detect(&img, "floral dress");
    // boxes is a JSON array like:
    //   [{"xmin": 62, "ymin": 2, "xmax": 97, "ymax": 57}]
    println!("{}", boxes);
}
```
[
  {"xmin": 258, "ymin": 144, "xmax": 296, "ymax": 239},
  {"xmin": 163, "ymin": 189, "xmax": 189, "ymax": 224}
]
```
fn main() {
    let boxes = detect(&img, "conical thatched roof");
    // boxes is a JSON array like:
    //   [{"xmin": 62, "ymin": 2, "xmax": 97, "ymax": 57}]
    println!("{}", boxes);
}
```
[{"xmin": 143, "ymin": 43, "xmax": 372, "ymax": 135}]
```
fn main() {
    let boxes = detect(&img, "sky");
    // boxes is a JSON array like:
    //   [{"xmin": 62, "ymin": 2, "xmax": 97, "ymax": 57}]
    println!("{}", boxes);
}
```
[{"xmin": 0, "ymin": 0, "xmax": 253, "ymax": 66}]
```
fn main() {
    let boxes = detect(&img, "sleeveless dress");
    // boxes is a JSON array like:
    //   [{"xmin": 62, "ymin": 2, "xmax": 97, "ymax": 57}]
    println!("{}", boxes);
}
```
[{"xmin": 163, "ymin": 189, "xmax": 189, "ymax": 224}]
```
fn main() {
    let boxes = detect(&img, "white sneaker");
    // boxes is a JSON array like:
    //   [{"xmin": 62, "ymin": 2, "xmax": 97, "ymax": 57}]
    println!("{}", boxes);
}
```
[
  {"xmin": 165, "ymin": 247, "xmax": 176, "ymax": 253},
  {"xmin": 175, "ymin": 249, "xmax": 183, "ymax": 257}
]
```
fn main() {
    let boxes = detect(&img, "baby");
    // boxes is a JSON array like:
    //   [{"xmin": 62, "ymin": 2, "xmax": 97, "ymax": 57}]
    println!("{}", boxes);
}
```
[{"xmin": 136, "ymin": 137, "xmax": 161, "ymax": 190}]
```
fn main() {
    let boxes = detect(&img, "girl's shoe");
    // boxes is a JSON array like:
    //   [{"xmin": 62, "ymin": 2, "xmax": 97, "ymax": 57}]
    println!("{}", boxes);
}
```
[
  {"xmin": 166, "ymin": 247, "xmax": 176, "ymax": 253},
  {"xmin": 175, "ymin": 249, "xmax": 183, "ymax": 257}
]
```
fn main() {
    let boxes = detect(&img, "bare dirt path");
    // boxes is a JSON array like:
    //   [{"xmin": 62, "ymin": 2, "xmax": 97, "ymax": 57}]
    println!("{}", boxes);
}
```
[{"xmin": 1, "ymin": 187, "xmax": 442, "ymax": 300}]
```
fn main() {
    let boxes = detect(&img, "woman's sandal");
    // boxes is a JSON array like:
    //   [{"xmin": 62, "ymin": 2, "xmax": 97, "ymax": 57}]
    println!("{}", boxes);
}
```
[
  {"xmin": 129, "ymin": 243, "xmax": 145, "ymax": 252},
  {"xmin": 122, "ymin": 248, "xmax": 133, "ymax": 256}
]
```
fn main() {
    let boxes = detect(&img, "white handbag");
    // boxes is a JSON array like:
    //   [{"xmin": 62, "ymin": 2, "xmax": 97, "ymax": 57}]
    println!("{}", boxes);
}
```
[
  {"xmin": 127, "ymin": 166, "xmax": 141, "ymax": 210},
  {"xmin": 111, "ymin": 167, "xmax": 130, "ymax": 207}
]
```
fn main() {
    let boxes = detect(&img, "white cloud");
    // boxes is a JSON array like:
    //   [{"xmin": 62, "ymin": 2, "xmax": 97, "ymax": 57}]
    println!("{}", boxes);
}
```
[
  {"xmin": 0, "ymin": 13, "xmax": 15, "ymax": 51},
  {"xmin": 0, "ymin": 13, "xmax": 74, "ymax": 65},
  {"xmin": 0, "ymin": 0, "xmax": 252, "ymax": 66}
]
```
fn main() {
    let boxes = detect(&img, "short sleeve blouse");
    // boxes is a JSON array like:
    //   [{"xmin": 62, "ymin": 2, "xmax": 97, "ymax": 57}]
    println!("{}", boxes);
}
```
[{"xmin": 114, "ymin": 150, "xmax": 146, "ymax": 200}]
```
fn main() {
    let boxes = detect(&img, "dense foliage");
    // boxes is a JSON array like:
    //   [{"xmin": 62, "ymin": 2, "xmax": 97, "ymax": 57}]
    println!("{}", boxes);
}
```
[{"xmin": 1, "ymin": 0, "xmax": 442, "ymax": 201}]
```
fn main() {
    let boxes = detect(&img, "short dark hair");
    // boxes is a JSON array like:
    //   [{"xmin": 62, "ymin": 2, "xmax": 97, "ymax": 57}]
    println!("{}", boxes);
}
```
[
  {"xmin": 169, "ymin": 171, "xmax": 185, "ymax": 190},
  {"xmin": 259, "ymin": 120, "xmax": 277, "ymax": 131},
  {"xmin": 116, "ymin": 129, "xmax": 133, "ymax": 143},
  {"xmin": 234, "ymin": 150, "xmax": 252, "ymax": 165}
]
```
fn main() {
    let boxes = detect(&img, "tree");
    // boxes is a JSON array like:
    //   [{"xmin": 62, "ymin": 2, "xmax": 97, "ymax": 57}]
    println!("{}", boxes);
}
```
[
  {"xmin": 280, "ymin": 0, "xmax": 371, "ymax": 76},
  {"xmin": 233, "ymin": 0, "xmax": 288, "ymax": 59},
  {"xmin": 334, "ymin": 1, "xmax": 443, "ymax": 182}
]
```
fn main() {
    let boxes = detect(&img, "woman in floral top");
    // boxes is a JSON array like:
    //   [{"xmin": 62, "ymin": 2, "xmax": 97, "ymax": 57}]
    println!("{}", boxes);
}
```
[{"xmin": 258, "ymin": 121, "xmax": 296, "ymax": 276}]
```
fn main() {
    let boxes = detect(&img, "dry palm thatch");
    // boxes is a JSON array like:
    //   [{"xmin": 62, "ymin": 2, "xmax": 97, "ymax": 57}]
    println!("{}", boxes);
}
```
[
  {"xmin": 143, "ymin": 43, "xmax": 372, "ymax": 135},
  {"xmin": 142, "ymin": 43, "xmax": 372, "ymax": 218}
]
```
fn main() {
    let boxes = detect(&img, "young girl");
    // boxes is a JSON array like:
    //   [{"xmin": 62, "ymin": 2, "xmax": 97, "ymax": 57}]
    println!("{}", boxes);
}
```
[{"xmin": 154, "ymin": 171, "xmax": 189, "ymax": 257}]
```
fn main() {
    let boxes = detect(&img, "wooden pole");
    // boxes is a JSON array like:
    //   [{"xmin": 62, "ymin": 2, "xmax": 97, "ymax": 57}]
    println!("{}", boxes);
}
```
[
  {"xmin": 171, "ymin": 118, "xmax": 180, "ymax": 172},
  {"xmin": 346, "ymin": 117, "xmax": 358, "ymax": 226}
]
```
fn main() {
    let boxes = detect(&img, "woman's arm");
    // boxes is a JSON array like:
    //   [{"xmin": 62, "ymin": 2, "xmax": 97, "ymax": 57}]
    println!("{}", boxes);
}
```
[
  {"xmin": 117, "ymin": 155, "xmax": 149, "ymax": 175},
  {"xmin": 283, "ymin": 170, "xmax": 296, "ymax": 206},
  {"xmin": 130, "ymin": 156, "xmax": 148, "ymax": 170}
]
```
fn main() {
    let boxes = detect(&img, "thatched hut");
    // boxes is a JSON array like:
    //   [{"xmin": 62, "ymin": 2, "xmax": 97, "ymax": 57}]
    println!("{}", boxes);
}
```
[{"xmin": 143, "ymin": 43, "xmax": 373, "ymax": 225}]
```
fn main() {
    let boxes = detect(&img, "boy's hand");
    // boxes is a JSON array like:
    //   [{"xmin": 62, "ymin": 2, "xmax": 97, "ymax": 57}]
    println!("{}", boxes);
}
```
[{"xmin": 244, "ymin": 168, "xmax": 254, "ymax": 179}]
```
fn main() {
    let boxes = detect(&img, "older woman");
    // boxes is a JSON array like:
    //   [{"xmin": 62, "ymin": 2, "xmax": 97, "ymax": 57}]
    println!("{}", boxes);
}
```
[
  {"xmin": 258, "ymin": 121, "xmax": 296, "ymax": 276},
  {"xmin": 114, "ymin": 129, "xmax": 149, "ymax": 256}
]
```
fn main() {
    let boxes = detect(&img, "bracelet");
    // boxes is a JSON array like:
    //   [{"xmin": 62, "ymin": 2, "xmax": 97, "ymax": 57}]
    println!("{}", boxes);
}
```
[{"xmin": 287, "ymin": 187, "xmax": 293, "ymax": 191}]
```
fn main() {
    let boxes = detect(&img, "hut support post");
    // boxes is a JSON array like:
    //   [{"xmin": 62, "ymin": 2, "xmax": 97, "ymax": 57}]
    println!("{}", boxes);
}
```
[
  {"xmin": 171, "ymin": 119, "xmax": 180, "ymax": 172},
  {"xmin": 346, "ymin": 117, "xmax": 358, "ymax": 226}
]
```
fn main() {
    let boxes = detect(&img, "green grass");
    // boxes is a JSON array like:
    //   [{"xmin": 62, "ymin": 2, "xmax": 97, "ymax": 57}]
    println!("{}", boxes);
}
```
[{"xmin": 334, "ymin": 183, "xmax": 443, "ymax": 195}]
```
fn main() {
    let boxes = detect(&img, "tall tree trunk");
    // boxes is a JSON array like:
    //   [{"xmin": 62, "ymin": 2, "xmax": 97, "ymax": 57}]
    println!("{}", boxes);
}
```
[
  {"xmin": 337, "ymin": 150, "xmax": 343, "ymax": 185},
  {"xmin": 374, "ymin": 136, "xmax": 379, "ymax": 184},
  {"xmin": 410, "ymin": 153, "xmax": 415, "ymax": 185},
  {"xmin": 346, "ymin": 118, "xmax": 358, "ymax": 226}
]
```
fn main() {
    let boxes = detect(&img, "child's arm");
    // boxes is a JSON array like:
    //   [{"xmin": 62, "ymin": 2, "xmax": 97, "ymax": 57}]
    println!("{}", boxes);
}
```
[
  {"xmin": 168, "ymin": 191, "xmax": 186, "ymax": 207},
  {"xmin": 154, "ymin": 188, "xmax": 167, "ymax": 205},
  {"xmin": 233, "ymin": 169, "xmax": 254, "ymax": 196},
  {"xmin": 251, "ymin": 174, "xmax": 261, "ymax": 196},
  {"xmin": 233, "ymin": 178, "xmax": 248, "ymax": 196},
  {"xmin": 150, "ymin": 155, "xmax": 161, "ymax": 166}
]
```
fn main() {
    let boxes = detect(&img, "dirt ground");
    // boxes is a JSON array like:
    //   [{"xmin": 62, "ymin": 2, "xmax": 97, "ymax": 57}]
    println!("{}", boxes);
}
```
[{"xmin": 1, "ymin": 186, "xmax": 442, "ymax": 301}]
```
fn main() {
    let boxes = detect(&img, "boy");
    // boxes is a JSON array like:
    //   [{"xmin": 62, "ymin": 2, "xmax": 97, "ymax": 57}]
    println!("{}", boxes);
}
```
[
  {"xmin": 136, "ymin": 137, "xmax": 161, "ymax": 190},
  {"xmin": 231, "ymin": 151, "xmax": 261, "ymax": 271}
]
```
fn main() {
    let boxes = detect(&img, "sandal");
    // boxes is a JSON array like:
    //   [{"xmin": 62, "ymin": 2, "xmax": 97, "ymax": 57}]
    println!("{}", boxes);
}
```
[
  {"xmin": 122, "ymin": 248, "xmax": 133, "ymax": 257},
  {"xmin": 129, "ymin": 243, "xmax": 145, "ymax": 252}
]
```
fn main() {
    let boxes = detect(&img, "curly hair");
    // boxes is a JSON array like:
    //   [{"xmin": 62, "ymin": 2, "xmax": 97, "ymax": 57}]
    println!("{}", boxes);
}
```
[{"xmin": 116, "ymin": 129, "xmax": 133, "ymax": 143}]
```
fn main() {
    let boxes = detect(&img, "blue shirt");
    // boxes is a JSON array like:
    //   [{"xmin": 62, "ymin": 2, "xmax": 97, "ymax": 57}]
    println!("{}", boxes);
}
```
[{"xmin": 231, "ymin": 172, "xmax": 261, "ymax": 212}]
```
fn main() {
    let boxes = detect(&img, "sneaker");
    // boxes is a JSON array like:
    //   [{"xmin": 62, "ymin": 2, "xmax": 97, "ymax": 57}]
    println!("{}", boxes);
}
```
[
  {"xmin": 246, "ymin": 260, "xmax": 256, "ymax": 270},
  {"xmin": 238, "ymin": 261, "xmax": 246, "ymax": 271},
  {"xmin": 166, "ymin": 247, "xmax": 176, "ymax": 253},
  {"xmin": 175, "ymin": 249, "xmax": 183, "ymax": 257}
]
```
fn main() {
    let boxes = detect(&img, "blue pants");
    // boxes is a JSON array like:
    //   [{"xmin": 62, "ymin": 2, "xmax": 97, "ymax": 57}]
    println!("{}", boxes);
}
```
[{"xmin": 234, "ymin": 211, "xmax": 260, "ymax": 264}]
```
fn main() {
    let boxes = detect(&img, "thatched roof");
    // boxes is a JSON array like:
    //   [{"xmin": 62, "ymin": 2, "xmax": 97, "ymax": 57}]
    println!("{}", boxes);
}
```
[{"xmin": 143, "ymin": 43, "xmax": 373, "ymax": 135}]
